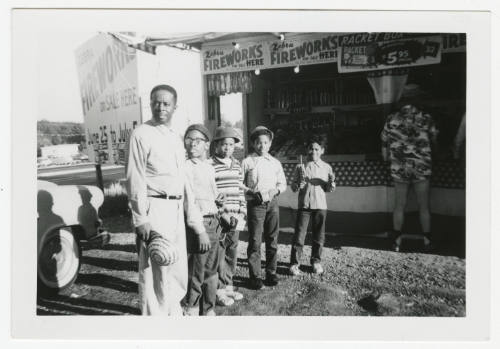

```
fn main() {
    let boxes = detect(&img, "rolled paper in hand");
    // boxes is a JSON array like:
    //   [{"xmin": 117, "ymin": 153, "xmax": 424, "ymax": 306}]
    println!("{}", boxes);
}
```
[
  {"xmin": 328, "ymin": 172, "xmax": 336, "ymax": 191},
  {"xmin": 328, "ymin": 172, "xmax": 335, "ymax": 183},
  {"xmin": 298, "ymin": 155, "xmax": 305, "ymax": 180}
]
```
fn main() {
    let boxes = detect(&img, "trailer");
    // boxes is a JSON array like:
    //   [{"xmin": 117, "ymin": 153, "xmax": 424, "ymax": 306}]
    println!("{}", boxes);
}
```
[{"xmin": 74, "ymin": 32, "xmax": 204, "ymax": 165}]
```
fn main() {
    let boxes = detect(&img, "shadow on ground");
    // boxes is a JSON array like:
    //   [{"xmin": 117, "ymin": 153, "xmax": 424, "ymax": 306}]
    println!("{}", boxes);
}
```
[
  {"xmin": 238, "ymin": 229, "xmax": 464, "ymax": 259},
  {"xmin": 37, "ymin": 293, "xmax": 140, "ymax": 315},
  {"xmin": 75, "ymin": 273, "xmax": 138, "ymax": 293},
  {"xmin": 81, "ymin": 256, "xmax": 138, "ymax": 272}
]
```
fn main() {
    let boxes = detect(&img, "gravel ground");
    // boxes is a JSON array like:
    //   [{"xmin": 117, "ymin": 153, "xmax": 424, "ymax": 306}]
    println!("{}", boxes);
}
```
[{"xmin": 37, "ymin": 215, "xmax": 465, "ymax": 316}]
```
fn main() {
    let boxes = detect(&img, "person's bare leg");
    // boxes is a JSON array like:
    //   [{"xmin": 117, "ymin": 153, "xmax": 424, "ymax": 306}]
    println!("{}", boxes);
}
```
[
  {"xmin": 414, "ymin": 179, "xmax": 431, "ymax": 245},
  {"xmin": 393, "ymin": 181, "xmax": 409, "ymax": 250}
]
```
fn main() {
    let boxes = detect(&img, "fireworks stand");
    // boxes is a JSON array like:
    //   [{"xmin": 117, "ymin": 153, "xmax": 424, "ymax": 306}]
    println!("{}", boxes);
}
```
[{"xmin": 150, "ymin": 32, "xmax": 467, "ymax": 246}]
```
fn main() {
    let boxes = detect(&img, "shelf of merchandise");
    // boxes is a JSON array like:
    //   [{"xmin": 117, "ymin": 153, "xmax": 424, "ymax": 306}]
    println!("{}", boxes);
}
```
[{"xmin": 263, "ymin": 103, "xmax": 385, "ymax": 116}]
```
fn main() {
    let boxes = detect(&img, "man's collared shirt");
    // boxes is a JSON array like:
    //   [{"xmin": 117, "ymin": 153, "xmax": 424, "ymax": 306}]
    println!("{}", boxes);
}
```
[
  {"xmin": 293, "ymin": 159, "xmax": 334, "ymax": 210},
  {"xmin": 185, "ymin": 157, "xmax": 219, "ymax": 216},
  {"xmin": 241, "ymin": 152, "xmax": 287, "ymax": 200},
  {"xmin": 125, "ymin": 119, "xmax": 204, "ymax": 233}
]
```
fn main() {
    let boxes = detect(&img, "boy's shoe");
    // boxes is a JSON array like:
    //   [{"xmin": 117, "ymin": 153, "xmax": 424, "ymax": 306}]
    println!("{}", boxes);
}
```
[
  {"xmin": 183, "ymin": 306, "xmax": 199, "ymax": 316},
  {"xmin": 248, "ymin": 277, "xmax": 264, "ymax": 290},
  {"xmin": 224, "ymin": 285, "xmax": 244, "ymax": 301},
  {"xmin": 265, "ymin": 273, "xmax": 279, "ymax": 286},
  {"xmin": 312, "ymin": 262, "xmax": 324, "ymax": 275},
  {"xmin": 289, "ymin": 264, "xmax": 301, "ymax": 276},
  {"xmin": 206, "ymin": 310, "xmax": 216, "ymax": 316},
  {"xmin": 216, "ymin": 289, "xmax": 235, "ymax": 306},
  {"xmin": 423, "ymin": 233, "xmax": 435, "ymax": 252},
  {"xmin": 389, "ymin": 230, "xmax": 402, "ymax": 252}
]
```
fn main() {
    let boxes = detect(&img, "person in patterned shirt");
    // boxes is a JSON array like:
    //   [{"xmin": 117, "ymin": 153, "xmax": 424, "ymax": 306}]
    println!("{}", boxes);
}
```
[{"xmin": 381, "ymin": 84, "xmax": 438, "ymax": 252}]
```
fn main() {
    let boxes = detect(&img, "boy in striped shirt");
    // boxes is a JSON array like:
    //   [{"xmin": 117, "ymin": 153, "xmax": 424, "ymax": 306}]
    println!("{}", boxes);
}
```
[{"xmin": 209, "ymin": 126, "xmax": 247, "ymax": 306}]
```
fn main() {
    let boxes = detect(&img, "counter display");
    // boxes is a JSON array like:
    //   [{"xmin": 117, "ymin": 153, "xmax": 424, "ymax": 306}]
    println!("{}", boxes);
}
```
[
  {"xmin": 254, "ymin": 62, "xmax": 466, "ymax": 193},
  {"xmin": 198, "ymin": 32, "xmax": 466, "ymax": 240},
  {"xmin": 259, "ymin": 66, "xmax": 386, "ymax": 158},
  {"xmin": 280, "ymin": 159, "xmax": 464, "ymax": 189},
  {"xmin": 268, "ymin": 107, "xmax": 385, "ymax": 157}
]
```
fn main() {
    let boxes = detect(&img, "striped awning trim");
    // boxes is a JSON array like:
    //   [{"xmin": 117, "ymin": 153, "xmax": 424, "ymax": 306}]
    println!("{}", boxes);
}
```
[{"xmin": 129, "ymin": 42, "xmax": 157, "ymax": 55}]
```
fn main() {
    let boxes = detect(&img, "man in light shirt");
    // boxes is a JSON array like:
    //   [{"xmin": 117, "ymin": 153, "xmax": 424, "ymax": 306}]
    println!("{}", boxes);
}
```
[
  {"xmin": 241, "ymin": 126, "xmax": 287, "ymax": 290},
  {"xmin": 126, "ymin": 85, "xmax": 207, "ymax": 315}
]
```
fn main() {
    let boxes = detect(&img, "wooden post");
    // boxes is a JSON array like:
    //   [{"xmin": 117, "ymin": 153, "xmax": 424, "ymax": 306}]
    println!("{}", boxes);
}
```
[{"xmin": 95, "ymin": 163, "xmax": 104, "ymax": 191}]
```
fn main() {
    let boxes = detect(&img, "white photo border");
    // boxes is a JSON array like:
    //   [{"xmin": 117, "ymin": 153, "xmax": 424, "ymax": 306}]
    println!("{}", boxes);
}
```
[{"xmin": 9, "ymin": 3, "xmax": 495, "ymax": 344}]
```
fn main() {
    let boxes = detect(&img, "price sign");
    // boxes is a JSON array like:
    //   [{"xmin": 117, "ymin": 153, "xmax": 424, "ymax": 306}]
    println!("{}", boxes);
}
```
[{"xmin": 338, "ymin": 35, "xmax": 442, "ymax": 73}]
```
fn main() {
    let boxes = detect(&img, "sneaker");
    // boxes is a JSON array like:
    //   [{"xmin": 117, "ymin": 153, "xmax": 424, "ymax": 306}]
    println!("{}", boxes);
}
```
[
  {"xmin": 312, "ymin": 262, "xmax": 324, "ymax": 275},
  {"xmin": 390, "ymin": 230, "xmax": 402, "ymax": 252},
  {"xmin": 393, "ymin": 236, "xmax": 402, "ymax": 252},
  {"xmin": 205, "ymin": 309, "xmax": 216, "ymax": 316},
  {"xmin": 248, "ymin": 277, "xmax": 264, "ymax": 290},
  {"xmin": 423, "ymin": 233, "xmax": 435, "ymax": 252},
  {"xmin": 183, "ymin": 306, "xmax": 199, "ymax": 316},
  {"xmin": 224, "ymin": 285, "xmax": 244, "ymax": 301},
  {"xmin": 265, "ymin": 273, "xmax": 279, "ymax": 286},
  {"xmin": 216, "ymin": 289, "xmax": 235, "ymax": 306},
  {"xmin": 289, "ymin": 264, "xmax": 301, "ymax": 276}
]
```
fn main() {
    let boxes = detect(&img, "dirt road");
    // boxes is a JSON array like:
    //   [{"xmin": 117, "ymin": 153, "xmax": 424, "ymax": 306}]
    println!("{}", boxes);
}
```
[{"xmin": 37, "ymin": 215, "xmax": 465, "ymax": 316}]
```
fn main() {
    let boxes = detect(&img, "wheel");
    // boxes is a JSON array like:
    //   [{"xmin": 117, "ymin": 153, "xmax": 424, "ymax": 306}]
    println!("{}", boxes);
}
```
[{"xmin": 37, "ymin": 227, "xmax": 81, "ymax": 292}]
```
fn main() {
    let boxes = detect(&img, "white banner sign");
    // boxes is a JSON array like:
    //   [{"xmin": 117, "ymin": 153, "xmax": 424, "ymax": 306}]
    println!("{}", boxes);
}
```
[
  {"xmin": 202, "ymin": 33, "xmax": 341, "ymax": 75},
  {"xmin": 75, "ymin": 33, "xmax": 140, "ymax": 165},
  {"xmin": 201, "ymin": 33, "xmax": 461, "ymax": 75}
]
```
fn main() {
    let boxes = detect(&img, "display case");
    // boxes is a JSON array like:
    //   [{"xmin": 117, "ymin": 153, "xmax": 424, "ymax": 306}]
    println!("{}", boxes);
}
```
[
  {"xmin": 267, "ymin": 106, "xmax": 386, "ymax": 159},
  {"xmin": 258, "ymin": 64, "xmax": 385, "ymax": 161}
]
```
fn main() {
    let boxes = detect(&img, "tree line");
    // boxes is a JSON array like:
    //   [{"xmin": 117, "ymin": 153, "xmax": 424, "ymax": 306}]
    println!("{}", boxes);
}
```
[{"xmin": 37, "ymin": 120, "xmax": 85, "ymax": 157}]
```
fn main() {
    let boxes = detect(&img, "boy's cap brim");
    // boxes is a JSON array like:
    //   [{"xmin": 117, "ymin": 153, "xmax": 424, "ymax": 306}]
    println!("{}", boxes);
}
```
[
  {"xmin": 250, "ymin": 126, "xmax": 274, "ymax": 141},
  {"xmin": 184, "ymin": 124, "xmax": 211, "ymax": 141},
  {"xmin": 213, "ymin": 126, "xmax": 241, "ymax": 143}
]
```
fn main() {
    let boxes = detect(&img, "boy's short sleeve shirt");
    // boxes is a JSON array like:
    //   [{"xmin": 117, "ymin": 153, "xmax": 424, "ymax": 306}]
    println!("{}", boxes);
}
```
[
  {"xmin": 298, "ymin": 159, "xmax": 333, "ymax": 210},
  {"xmin": 242, "ymin": 153, "xmax": 287, "ymax": 195}
]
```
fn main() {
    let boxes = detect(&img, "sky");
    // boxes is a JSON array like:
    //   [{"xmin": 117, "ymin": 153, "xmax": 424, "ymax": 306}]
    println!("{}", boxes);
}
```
[
  {"xmin": 37, "ymin": 31, "xmax": 97, "ymax": 123},
  {"xmin": 37, "ymin": 30, "xmax": 244, "ymax": 126}
]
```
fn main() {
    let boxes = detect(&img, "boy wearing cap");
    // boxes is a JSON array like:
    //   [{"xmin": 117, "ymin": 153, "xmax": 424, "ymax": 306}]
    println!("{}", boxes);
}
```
[
  {"xmin": 208, "ymin": 126, "xmax": 247, "ymax": 306},
  {"xmin": 182, "ymin": 124, "xmax": 221, "ymax": 316},
  {"xmin": 241, "ymin": 126, "xmax": 287, "ymax": 290}
]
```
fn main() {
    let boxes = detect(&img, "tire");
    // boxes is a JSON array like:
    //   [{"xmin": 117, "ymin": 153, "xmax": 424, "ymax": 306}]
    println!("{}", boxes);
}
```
[{"xmin": 37, "ymin": 227, "xmax": 81, "ymax": 292}]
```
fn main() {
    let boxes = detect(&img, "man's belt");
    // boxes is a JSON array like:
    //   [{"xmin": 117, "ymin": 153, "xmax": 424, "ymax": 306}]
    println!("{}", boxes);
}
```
[{"xmin": 148, "ymin": 194, "xmax": 183, "ymax": 200}]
